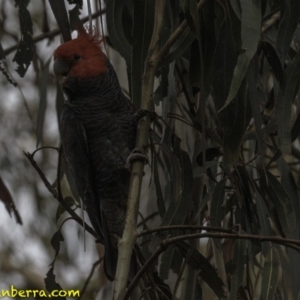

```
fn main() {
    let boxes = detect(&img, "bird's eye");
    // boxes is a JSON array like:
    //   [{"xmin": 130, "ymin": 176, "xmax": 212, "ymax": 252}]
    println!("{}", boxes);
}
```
[{"xmin": 74, "ymin": 54, "xmax": 81, "ymax": 60}]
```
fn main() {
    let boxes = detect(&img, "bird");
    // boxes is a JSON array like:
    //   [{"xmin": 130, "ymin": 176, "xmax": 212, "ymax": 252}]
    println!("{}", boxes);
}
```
[{"xmin": 53, "ymin": 28, "xmax": 142, "ymax": 281}]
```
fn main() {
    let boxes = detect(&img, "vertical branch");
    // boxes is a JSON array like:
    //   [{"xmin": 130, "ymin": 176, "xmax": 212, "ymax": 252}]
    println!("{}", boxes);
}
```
[
  {"xmin": 87, "ymin": 0, "xmax": 93, "ymax": 30},
  {"xmin": 113, "ymin": 1, "xmax": 166, "ymax": 299}
]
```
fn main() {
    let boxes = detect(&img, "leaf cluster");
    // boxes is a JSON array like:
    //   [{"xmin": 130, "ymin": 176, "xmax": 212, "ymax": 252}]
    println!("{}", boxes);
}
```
[{"xmin": 3, "ymin": 0, "xmax": 300, "ymax": 299}]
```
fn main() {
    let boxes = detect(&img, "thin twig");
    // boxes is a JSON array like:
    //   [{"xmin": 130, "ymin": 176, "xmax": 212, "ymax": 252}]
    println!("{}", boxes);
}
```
[
  {"xmin": 79, "ymin": 258, "xmax": 103, "ymax": 300},
  {"xmin": 24, "ymin": 151, "xmax": 97, "ymax": 238},
  {"xmin": 115, "ymin": 1, "xmax": 210, "ymax": 298},
  {"xmin": 137, "ymin": 211, "xmax": 159, "ymax": 228},
  {"xmin": 4, "ymin": 10, "xmax": 106, "ymax": 56},
  {"xmin": 137, "ymin": 225, "xmax": 236, "ymax": 237},
  {"xmin": 31, "ymin": 146, "xmax": 59, "ymax": 158},
  {"xmin": 87, "ymin": 0, "xmax": 93, "ymax": 30}
]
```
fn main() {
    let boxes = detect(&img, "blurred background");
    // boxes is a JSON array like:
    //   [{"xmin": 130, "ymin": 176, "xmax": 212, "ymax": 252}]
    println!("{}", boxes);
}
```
[{"xmin": 0, "ymin": 1, "xmax": 130, "ymax": 298}]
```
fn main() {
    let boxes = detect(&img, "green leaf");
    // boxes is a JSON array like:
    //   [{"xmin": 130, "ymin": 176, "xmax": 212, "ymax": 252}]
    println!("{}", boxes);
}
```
[
  {"xmin": 159, "ymin": 151, "xmax": 181, "ymax": 226},
  {"xmin": 68, "ymin": 5, "xmax": 82, "ymax": 30},
  {"xmin": 229, "ymin": 238, "xmax": 246, "ymax": 300},
  {"xmin": 44, "ymin": 267, "xmax": 66, "ymax": 299},
  {"xmin": 50, "ymin": 230, "xmax": 64, "ymax": 258},
  {"xmin": 255, "ymin": 191, "xmax": 272, "ymax": 255},
  {"xmin": 210, "ymin": 179, "xmax": 226, "ymax": 228},
  {"xmin": 159, "ymin": 247, "xmax": 175, "ymax": 280},
  {"xmin": 219, "ymin": 0, "xmax": 261, "ymax": 111},
  {"xmin": 182, "ymin": 0, "xmax": 202, "ymax": 87},
  {"xmin": 288, "ymin": 248, "xmax": 300, "ymax": 298},
  {"xmin": 177, "ymin": 241, "xmax": 225, "ymax": 298},
  {"xmin": 189, "ymin": 39, "xmax": 201, "ymax": 88},
  {"xmin": 247, "ymin": 56, "xmax": 265, "ymax": 167},
  {"xmin": 291, "ymin": 109, "xmax": 300, "ymax": 142},
  {"xmin": 62, "ymin": 156, "xmax": 80, "ymax": 203},
  {"xmin": 265, "ymin": 149, "xmax": 281, "ymax": 170},
  {"xmin": 169, "ymin": 149, "xmax": 193, "ymax": 226},
  {"xmin": 213, "ymin": 20, "xmax": 248, "ymax": 165},
  {"xmin": 13, "ymin": 1, "xmax": 34, "ymax": 77},
  {"xmin": 158, "ymin": 145, "xmax": 193, "ymax": 228},
  {"xmin": 182, "ymin": 0, "xmax": 201, "ymax": 36},
  {"xmin": 153, "ymin": 151, "xmax": 166, "ymax": 217},
  {"xmin": 183, "ymin": 265, "xmax": 198, "ymax": 300},
  {"xmin": 278, "ymin": 246, "xmax": 300, "ymax": 299},
  {"xmin": 276, "ymin": 0, "xmax": 300, "ymax": 63},
  {"xmin": 277, "ymin": 157, "xmax": 299, "ymax": 236},
  {"xmin": 0, "ymin": 42, "xmax": 5, "ymax": 60},
  {"xmin": 164, "ymin": 29, "xmax": 195, "ymax": 64},
  {"xmin": 149, "ymin": 148, "xmax": 193, "ymax": 252},
  {"xmin": 223, "ymin": 78, "xmax": 248, "ymax": 166},
  {"xmin": 261, "ymin": 41, "xmax": 283, "ymax": 83},
  {"xmin": 0, "ymin": 175, "xmax": 22, "ymax": 225},
  {"xmin": 229, "ymin": 0, "xmax": 242, "ymax": 19},
  {"xmin": 159, "ymin": 146, "xmax": 191, "ymax": 227},
  {"xmin": 196, "ymin": 147, "xmax": 222, "ymax": 166},
  {"xmin": 15, "ymin": 0, "xmax": 30, "ymax": 7},
  {"xmin": 131, "ymin": 0, "xmax": 154, "ymax": 108},
  {"xmin": 48, "ymin": 0, "xmax": 71, "ymax": 42},
  {"xmin": 66, "ymin": 0, "xmax": 83, "ymax": 8},
  {"xmin": 260, "ymin": 247, "xmax": 280, "ymax": 300},
  {"xmin": 106, "ymin": 0, "xmax": 132, "ymax": 65},
  {"xmin": 264, "ymin": 171, "xmax": 296, "ymax": 238},
  {"xmin": 36, "ymin": 58, "xmax": 51, "ymax": 148},
  {"xmin": 171, "ymin": 247, "xmax": 184, "ymax": 275},
  {"xmin": 276, "ymin": 49, "xmax": 300, "ymax": 154},
  {"xmin": 200, "ymin": 0, "xmax": 217, "ymax": 99},
  {"xmin": 193, "ymin": 161, "xmax": 218, "ymax": 178}
]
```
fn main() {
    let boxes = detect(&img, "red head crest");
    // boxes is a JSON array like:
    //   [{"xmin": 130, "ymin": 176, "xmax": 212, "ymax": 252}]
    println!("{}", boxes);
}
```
[{"xmin": 53, "ymin": 29, "xmax": 107, "ymax": 81}]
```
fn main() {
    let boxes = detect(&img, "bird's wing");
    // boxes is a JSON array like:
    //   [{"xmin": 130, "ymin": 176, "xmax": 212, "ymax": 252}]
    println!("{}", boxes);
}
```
[{"xmin": 60, "ymin": 104, "xmax": 104, "ymax": 241}]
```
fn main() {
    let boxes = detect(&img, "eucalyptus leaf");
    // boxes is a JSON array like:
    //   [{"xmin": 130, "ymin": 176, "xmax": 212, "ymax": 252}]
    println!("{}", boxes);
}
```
[
  {"xmin": 276, "ymin": 49, "xmax": 300, "ymax": 154},
  {"xmin": 247, "ymin": 56, "xmax": 265, "ymax": 168},
  {"xmin": 260, "ymin": 247, "xmax": 280, "ymax": 300},
  {"xmin": 131, "ymin": 0, "xmax": 154, "ymax": 108},
  {"xmin": 48, "ymin": 0, "xmax": 71, "ymax": 42},
  {"xmin": 276, "ymin": 0, "xmax": 300, "ymax": 62},
  {"xmin": 177, "ymin": 241, "xmax": 225, "ymax": 298},
  {"xmin": 13, "ymin": 1, "xmax": 34, "ymax": 77},
  {"xmin": 263, "ymin": 171, "xmax": 296, "ymax": 238},
  {"xmin": 210, "ymin": 179, "xmax": 226, "ymax": 228},
  {"xmin": 220, "ymin": 0, "xmax": 261, "ymax": 111},
  {"xmin": 106, "ymin": 0, "xmax": 132, "ymax": 65},
  {"xmin": 229, "ymin": 238, "xmax": 246, "ymax": 300},
  {"xmin": 36, "ymin": 58, "xmax": 51, "ymax": 148}
]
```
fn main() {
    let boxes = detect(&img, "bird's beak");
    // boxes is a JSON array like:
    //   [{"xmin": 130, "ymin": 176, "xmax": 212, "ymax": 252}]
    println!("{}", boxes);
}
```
[{"xmin": 53, "ymin": 58, "xmax": 70, "ymax": 85}]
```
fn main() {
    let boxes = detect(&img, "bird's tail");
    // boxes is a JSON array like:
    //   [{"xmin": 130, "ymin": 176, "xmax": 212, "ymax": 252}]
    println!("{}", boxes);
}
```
[{"xmin": 103, "ymin": 244, "xmax": 139, "ymax": 282}]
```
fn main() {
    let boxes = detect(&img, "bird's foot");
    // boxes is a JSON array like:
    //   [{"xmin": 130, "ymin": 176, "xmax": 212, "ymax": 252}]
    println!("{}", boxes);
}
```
[
  {"xmin": 135, "ymin": 109, "xmax": 158, "ymax": 123},
  {"xmin": 126, "ymin": 148, "xmax": 148, "ymax": 169}
]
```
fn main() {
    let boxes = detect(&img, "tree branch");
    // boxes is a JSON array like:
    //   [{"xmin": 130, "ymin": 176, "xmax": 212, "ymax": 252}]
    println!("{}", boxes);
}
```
[
  {"xmin": 24, "ymin": 151, "xmax": 97, "ymax": 238},
  {"xmin": 137, "ymin": 224, "xmax": 237, "ymax": 237},
  {"xmin": 124, "ymin": 232, "xmax": 300, "ymax": 299},
  {"xmin": 113, "ymin": 1, "xmax": 166, "ymax": 299}
]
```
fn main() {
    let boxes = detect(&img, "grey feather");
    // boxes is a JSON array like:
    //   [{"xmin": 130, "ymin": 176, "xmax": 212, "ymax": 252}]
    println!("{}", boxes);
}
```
[{"xmin": 60, "ymin": 59, "xmax": 138, "ymax": 280}]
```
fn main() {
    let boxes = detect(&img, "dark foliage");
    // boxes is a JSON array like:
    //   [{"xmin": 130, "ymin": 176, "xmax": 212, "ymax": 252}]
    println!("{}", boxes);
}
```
[{"xmin": 3, "ymin": 0, "xmax": 300, "ymax": 299}]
